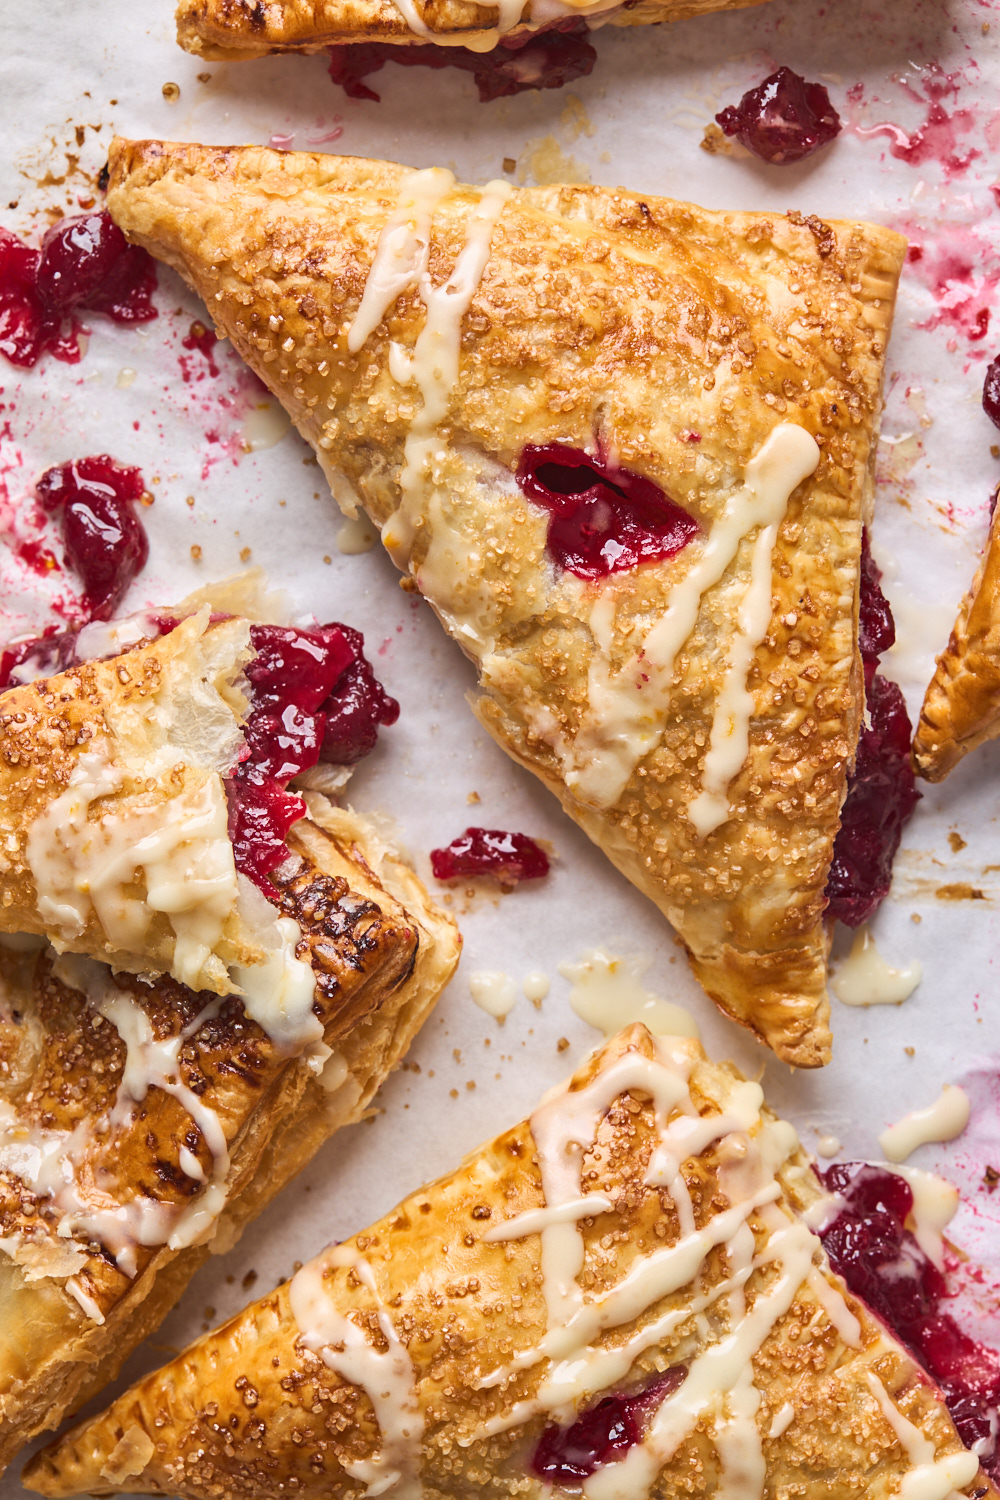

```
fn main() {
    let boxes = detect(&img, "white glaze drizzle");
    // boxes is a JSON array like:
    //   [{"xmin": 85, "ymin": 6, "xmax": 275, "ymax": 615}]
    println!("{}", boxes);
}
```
[
  {"xmin": 879, "ymin": 1085, "xmax": 971, "ymax": 1164},
  {"xmin": 483, "ymin": 1193, "xmax": 615, "ymax": 1243},
  {"xmin": 565, "ymin": 424, "xmax": 821, "ymax": 811},
  {"xmin": 866, "ymin": 1373, "xmax": 979, "ymax": 1500},
  {"xmin": 348, "ymin": 169, "xmax": 454, "ymax": 354},
  {"xmin": 25, "ymin": 750, "xmax": 239, "ymax": 992},
  {"xmin": 832, "ymin": 927, "xmax": 923, "ymax": 1007},
  {"xmin": 469, "ymin": 970, "xmax": 518, "ymax": 1020},
  {"xmin": 290, "ymin": 1244, "xmax": 424, "ymax": 1498},
  {"xmin": 559, "ymin": 948, "xmax": 699, "ymax": 1040},
  {"xmin": 768, "ymin": 1402, "xmax": 794, "ymax": 1439}
]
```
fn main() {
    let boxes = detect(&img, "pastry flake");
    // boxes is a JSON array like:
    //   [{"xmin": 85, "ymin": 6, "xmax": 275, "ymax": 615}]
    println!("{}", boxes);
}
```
[
  {"xmin": 106, "ymin": 141, "xmax": 908, "ymax": 1067},
  {"xmin": 24, "ymin": 1022, "xmax": 990, "ymax": 1500},
  {"xmin": 0, "ymin": 590, "xmax": 460, "ymax": 1471},
  {"xmin": 176, "ymin": 0, "xmax": 772, "ymax": 61},
  {"xmin": 912, "ymin": 504, "xmax": 1000, "ymax": 780}
]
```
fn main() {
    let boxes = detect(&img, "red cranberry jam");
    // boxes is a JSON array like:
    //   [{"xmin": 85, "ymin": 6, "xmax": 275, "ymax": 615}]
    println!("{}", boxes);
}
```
[
  {"xmin": 983, "ymin": 356, "xmax": 1000, "ymax": 430},
  {"xmin": 35, "ymin": 456, "xmax": 149, "ymax": 621},
  {"xmin": 532, "ymin": 1368, "xmax": 686, "ymax": 1483},
  {"xmin": 820, "ymin": 1162, "xmax": 1000, "ymax": 1471},
  {"xmin": 0, "ymin": 211, "xmax": 157, "ymax": 368},
  {"xmin": 0, "ymin": 626, "xmax": 82, "ymax": 692},
  {"xmin": 228, "ymin": 623, "xmax": 400, "ymax": 892},
  {"xmin": 825, "ymin": 531, "xmax": 919, "ymax": 928},
  {"xmin": 430, "ymin": 827, "xmax": 549, "ymax": 884},
  {"xmin": 328, "ymin": 21, "xmax": 595, "ymax": 104},
  {"xmin": 716, "ymin": 67, "xmax": 841, "ymax": 165},
  {"xmin": 516, "ymin": 444, "xmax": 699, "ymax": 580}
]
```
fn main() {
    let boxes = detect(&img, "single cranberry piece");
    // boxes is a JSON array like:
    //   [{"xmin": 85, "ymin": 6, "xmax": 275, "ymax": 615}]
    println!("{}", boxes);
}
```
[
  {"xmin": 430, "ymin": 828, "xmax": 549, "ymax": 884},
  {"xmin": 37, "ymin": 214, "xmax": 130, "ymax": 312},
  {"xmin": 328, "ymin": 21, "xmax": 595, "ymax": 105},
  {"xmin": 226, "ymin": 776, "xmax": 308, "ymax": 891},
  {"xmin": 716, "ymin": 67, "xmax": 841, "ymax": 165},
  {"xmin": 35, "ymin": 457, "xmax": 149, "ymax": 622},
  {"xmin": 532, "ymin": 1369, "xmax": 686, "ymax": 1483},
  {"xmin": 983, "ymin": 355, "xmax": 1000, "ymax": 430},
  {"xmin": 516, "ymin": 443, "xmax": 699, "ymax": 580}
]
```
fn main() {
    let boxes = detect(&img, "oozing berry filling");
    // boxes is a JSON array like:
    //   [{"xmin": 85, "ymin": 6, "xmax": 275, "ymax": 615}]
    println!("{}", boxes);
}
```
[
  {"xmin": 983, "ymin": 355, "xmax": 1000, "ymax": 430},
  {"xmin": 532, "ymin": 1368, "xmax": 687, "ymax": 1483},
  {"xmin": 35, "ymin": 456, "xmax": 149, "ymax": 621},
  {"xmin": 0, "ymin": 211, "xmax": 157, "ymax": 368},
  {"xmin": 227, "ymin": 623, "xmax": 400, "ymax": 892},
  {"xmin": 0, "ymin": 626, "xmax": 82, "ymax": 692},
  {"xmin": 825, "ymin": 531, "xmax": 919, "ymax": 928},
  {"xmin": 430, "ymin": 827, "xmax": 549, "ymax": 884},
  {"xmin": 328, "ymin": 21, "xmax": 595, "ymax": 104},
  {"xmin": 516, "ymin": 444, "xmax": 699, "ymax": 580},
  {"xmin": 715, "ymin": 67, "xmax": 842, "ymax": 165},
  {"xmin": 819, "ymin": 1163, "xmax": 1000, "ymax": 1471}
]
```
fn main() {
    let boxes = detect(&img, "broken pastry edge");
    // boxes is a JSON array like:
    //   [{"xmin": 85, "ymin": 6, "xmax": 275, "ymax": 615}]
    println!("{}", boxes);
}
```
[
  {"xmin": 913, "ymin": 505, "xmax": 1000, "ymax": 781},
  {"xmin": 22, "ymin": 1021, "xmax": 991, "ymax": 1500},
  {"xmin": 0, "ymin": 795, "xmax": 459, "ymax": 1473},
  {"xmin": 174, "ymin": 0, "xmax": 773, "ymax": 59}
]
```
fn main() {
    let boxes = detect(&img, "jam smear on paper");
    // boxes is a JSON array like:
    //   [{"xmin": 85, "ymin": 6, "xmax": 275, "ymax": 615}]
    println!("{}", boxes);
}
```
[
  {"xmin": 0, "ymin": 211, "xmax": 156, "ymax": 368},
  {"xmin": 532, "ymin": 1368, "xmax": 687, "ymax": 1482},
  {"xmin": 227, "ymin": 623, "xmax": 400, "ymax": 891},
  {"xmin": 35, "ymin": 456, "xmax": 150, "ymax": 621},
  {"xmin": 716, "ymin": 67, "xmax": 841, "ymax": 165},
  {"xmin": 820, "ymin": 1162, "xmax": 1000, "ymax": 1472},
  {"xmin": 328, "ymin": 21, "xmax": 595, "ymax": 104},
  {"xmin": 825, "ymin": 531, "xmax": 919, "ymax": 927},
  {"xmin": 516, "ymin": 443, "xmax": 699, "ymax": 580},
  {"xmin": 431, "ymin": 827, "xmax": 549, "ymax": 884}
]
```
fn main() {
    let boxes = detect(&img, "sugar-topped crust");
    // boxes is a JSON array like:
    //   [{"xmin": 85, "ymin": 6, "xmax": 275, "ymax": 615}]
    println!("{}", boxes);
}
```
[
  {"xmin": 176, "ymin": 0, "xmax": 771, "ymax": 59},
  {"xmin": 23, "ymin": 1023, "xmax": 990, "ymax": 1500},
  {"xmin": 0, "ymin": 799, "xmax": 459, "ymax": 1475},
  {"xmin": 912, "ymin": 505, "xmax": 1000, "ymax": 781},
  {"xmin": 106, "ymin": 140, "xmax": 907, "ymax": 1067}
]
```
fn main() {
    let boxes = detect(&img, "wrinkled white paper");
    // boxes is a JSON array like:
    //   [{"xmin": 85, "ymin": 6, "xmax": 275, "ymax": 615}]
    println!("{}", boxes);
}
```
[{"xmin": 2, "ymin": 0, "xmax": 1000, "ymax": 1485}]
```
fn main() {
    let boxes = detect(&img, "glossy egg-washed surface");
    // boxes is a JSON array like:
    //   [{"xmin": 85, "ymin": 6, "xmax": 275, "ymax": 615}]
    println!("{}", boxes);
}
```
[
  {"xmin": 106, "ymin": 141, "xmax": 906, "ymax": 1067},
  {"xmin": 23, "ymin": 1029, "xmax": 983, "ymax": 1500}
]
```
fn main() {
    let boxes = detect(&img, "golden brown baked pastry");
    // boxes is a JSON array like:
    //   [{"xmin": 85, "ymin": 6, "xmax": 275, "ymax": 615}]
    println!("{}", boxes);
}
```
[
  {"xmin": 912, "ymin": 504, "xmax": 1000, "ymax": 780},
  {"xmin": 106, "ymin": 140, "xmax": 907, "ymax": 1068},
  {"xmin": 0, "ymin": 584, "xmax": 460, "ymax": 1472},
  {"xmin": 176, "ymin": 0, "xmax": 771, "ymax": 60},
  {"xmin": 24, "ymin": 1022, "xmax": 989, "ymax": 1500}
]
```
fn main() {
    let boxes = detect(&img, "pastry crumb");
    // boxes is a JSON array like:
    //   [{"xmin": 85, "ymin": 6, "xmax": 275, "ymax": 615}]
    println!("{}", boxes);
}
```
[
  {"xmin": 502, "ymin": 156, "xmax": 516, "ymax": 174},
  {"xmin": 185, "ymin": 495, "xmax": 195, "ymax": 507},
  {"xmin": 557, "ymin": 1037, "xmax": 570, "ymax": 1052},
  {"xmin": 467, "ymin": 790, "xmax": 481, "ymax": 804},
  {"xmin": 241, "ymin": 1269, "xmax": 257, "ymax": 1290},
  {"xmin": 162, "ymin": 82, "xmax": 180, "ymax": 101},
  {"xmin": 985, "ymin": 1165, "xmax": 999, "ymax": 1191},
  {"xmin": 190, "ymin": 544, "xmax": 202, "ymax": 561},
  {"xmin": 240, "ymin": 546, "xmax": 251, "ymax": 562},
  {"xmin": 948, "ymin": 830, "xmax": 968, "ymax": 853},
  {"xmin": 700, "ymin": 122, "xmax": 731, "ymax": 155},
  {"xmin": 904, "ymin": 1046, "xmax": 915, "ymax": 1056}
]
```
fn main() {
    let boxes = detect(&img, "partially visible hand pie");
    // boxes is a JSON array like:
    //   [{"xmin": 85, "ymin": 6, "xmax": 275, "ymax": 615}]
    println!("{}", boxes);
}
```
[
  {"xmin": 175, "ymin": 0, "xmax": 772, "ymax": 61},
  {"xmin": 912, "ymin": 503, "xmax": 1000, "ymax": 780},
  {"xmin": 0, "ymin": 579, "xmax": 460, "ymax": 1471},
  {"xmin": 24, "ymin": 1022, "xmax": 990, "ymax": 1500},
  {"xmin": 106, "ymin": 140, "xmax": 910, "ymax": 1068}
]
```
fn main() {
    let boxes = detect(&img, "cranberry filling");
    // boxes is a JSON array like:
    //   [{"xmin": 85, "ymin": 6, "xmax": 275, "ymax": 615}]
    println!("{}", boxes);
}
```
[
  {"xmin": 715, "ymin": 67, "xmax": 842, "ymax": 165},
  {"xmin": 532, "ymin": 1368, "xmax": 686, "ymax": 1483},
  {"xmin": 825, "ymin": 531, "xmax": 919, "ymax": 928},
  {"xmin": 328, "ymin": 21, "xmax": 595, "ymax": 104},
  {"xmin": 0, "ymin": 626, "xmax": 82, "ymax": 693},
  {"xmin": 34, "ymin": 456, "xmax": 150, "ymax": 622},
  {"xmin": 430, "ymin": 827, "xmax": 549, "ymax": 884},
  {"xmin": 227, "ymin": 623, "xmax": 400, "ymax": 892},
  {"xmin": 983, "ymin": 355, "xmax": 1000, "ymax": 430},
  {"xmin": 516, "ymin": 444, "xmax": 699, "ymax": 580},
  {"xmin": 0, "ymin": 211, "xmax": 157, "ymax": 368},
  {"xmin": 819, "ymin": 1163, "xmax": 1000, "ymax": 1471}
]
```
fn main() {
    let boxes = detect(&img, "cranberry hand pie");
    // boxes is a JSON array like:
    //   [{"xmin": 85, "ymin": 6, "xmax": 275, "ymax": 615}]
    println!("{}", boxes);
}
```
[
  {"xmin": 176, "ymin": 0, "xmax": 771, "ymax": 62},
  {"xmin": 25, "ymin": 1023, "xmax": 990, "ymax": 1500},
  {"xmin": 912, "ymin": 504, "xmax": 1000, "ymax": 780},
  {"xmin": 106, "ymin": 141, "xmax": 909, "ymax": 1067},
  {"xmin": 0, "ymin": 578, "xmax": 460, "ymax": 1470}
]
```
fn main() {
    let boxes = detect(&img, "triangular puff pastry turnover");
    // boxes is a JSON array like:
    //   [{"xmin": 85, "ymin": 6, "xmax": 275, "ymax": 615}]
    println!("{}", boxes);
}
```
[
  {"xmin": 25, "ymin": 1023, "xmax": 990, "ymax": 1500},
  {"xmin": 176, "ymin": 0, "xmax": 770, "ymax": 61},
  {"xmin": 912, "ymin": 504, "xmax": 1000, "ymax": 781},
  {"xmin": 106, "ymin": 141, "xmax": 908, "ymax": 1068},
  {"xmin": 0, "ymin": 580, "xmax": 459, "ymax": 1470}
]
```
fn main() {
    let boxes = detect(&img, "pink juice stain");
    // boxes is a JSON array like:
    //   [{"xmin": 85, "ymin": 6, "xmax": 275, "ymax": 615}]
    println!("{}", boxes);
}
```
[{"xmin": 846, "ymin": 65, "xmax": 981, "ymax": 179}]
